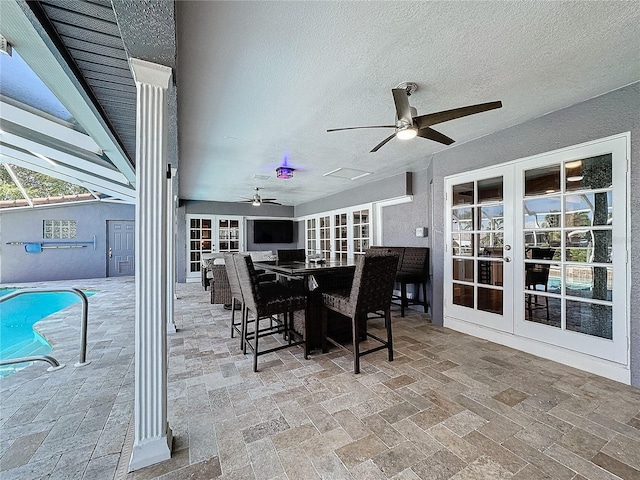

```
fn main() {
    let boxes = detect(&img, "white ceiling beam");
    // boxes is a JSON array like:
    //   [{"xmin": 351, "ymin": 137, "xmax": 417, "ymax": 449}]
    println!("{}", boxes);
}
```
[
  {"xmin": 1, "ymin": 131, "xmax": 129, "ymax": 184},
  {"xmin": 0, "ymin": 99, "xmax": 103, "ymax": 154},
  {"xmin": 0, "ymin": 147, "xmax": 136, "ymax": 201}
]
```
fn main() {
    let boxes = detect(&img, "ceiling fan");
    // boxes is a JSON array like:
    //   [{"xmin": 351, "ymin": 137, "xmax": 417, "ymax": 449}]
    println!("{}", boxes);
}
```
[
  {"xmin": 240, "ymin": 188, "xmax": 280, "ymax": 206},
  {"xmin": 327, "ymin": 83, "xmax": 502, "ymax": 152}
]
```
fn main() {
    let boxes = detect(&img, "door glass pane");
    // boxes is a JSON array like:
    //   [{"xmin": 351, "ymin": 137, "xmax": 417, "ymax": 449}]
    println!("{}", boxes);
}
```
[
  {"xmin": 565, "ymin": 265, "xmax": 612, "ymax": 301},
  {"xmin": 478, "ymin": 177, "xmax": 503, "ymax": 203},
  {"xmin": 524, "ymin": 293, "xmax": 560, "ymax": 327},
  {"xmin": 453, "ymin": 283, "xmax": 473, "ymax": 307},
  {"xmin": 524, "ymin": 197, "xmax": 561, "ymax": 229},
  {"xmin": 452, "ymin": 207, "xmax": 473, "ymax": 231},
  {"xmin": 565, "ymin": 154, "xmax": 612, "ymax": 191},
  {"xmin": 565, "ymin": 192, "xmax": 613, "ymax": 227},
  {"xmin": 566, "ymin": 300, "xmax": 612, "ymax": 339},
  {"xmin": 524, "ymin": 231, "xmax": 562, "ymax": 251},
  {"xmin": 478, "ymin": 205, "xmax": 503, "ymax": 230},
  {"xmin": 452, "ymin": 182, "xmax": 474, "ymax": 205},
  {"xmin": 453, "ymin": 259, "xmax": 474, "ymax": 282},
  {"xmin": 478, "ymin": 260, "xmax": 503, "ymax": 286},
  {"xmin": 525, "ymin": 165, "xmax": 561, "ymax": 196},
  {"xmin": 565, "ymin": 230, "xmax": 612, "ymax": 263},
  {"xmin": 452, "ymin": 233, "xmax": 474, "ymax": 256},
  {"xmin": 478, "ymin": 288, "xmax": 503, "ymax": 315},
  {"xmin": 478, "ymin": 233, "xmax": 503, "ymax": 256}
]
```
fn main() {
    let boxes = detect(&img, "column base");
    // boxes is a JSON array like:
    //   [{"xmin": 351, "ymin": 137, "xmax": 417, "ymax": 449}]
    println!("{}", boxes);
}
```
[
  {"xmin": 128, "ymin": 426, "xmax": 173, "ymax": 472},
  {"xmin": 167, "ymin": 322, "xmax": 177, "ymax": 335}
]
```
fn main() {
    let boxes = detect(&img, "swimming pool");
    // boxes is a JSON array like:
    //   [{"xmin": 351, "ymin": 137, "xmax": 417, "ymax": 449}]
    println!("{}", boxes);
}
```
[{"xmin": 0, "ymin": 289, "xmax": 94, "ymax": 377}]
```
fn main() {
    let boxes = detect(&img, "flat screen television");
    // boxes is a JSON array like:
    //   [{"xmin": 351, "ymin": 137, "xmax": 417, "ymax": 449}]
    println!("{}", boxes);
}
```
[{"xmin": 253, "ymin": 220, "xmax": 294, "ymax": 244}]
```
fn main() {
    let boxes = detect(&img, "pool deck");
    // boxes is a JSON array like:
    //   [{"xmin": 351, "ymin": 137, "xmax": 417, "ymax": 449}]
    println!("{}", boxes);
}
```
[{"xmin": 1, "ymin": 277, "xmax": 640, "ymax": 479}]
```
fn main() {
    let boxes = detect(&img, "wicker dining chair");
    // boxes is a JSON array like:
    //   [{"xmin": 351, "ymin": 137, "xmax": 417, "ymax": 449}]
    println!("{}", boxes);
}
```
[
  {"xmin": 223, "ymin": 253, "xmax": 245, "ymax": 347},
  {"xmin": 277, "ymin": 249, "xmax": 306, "ymax": 262},
  {"xmin": 321, "ymin": 252, "xmax": 399, "ymax": 374},
  {"xmin": 233, "ymin": 254, "xmax": 308, "ymax": 372}
]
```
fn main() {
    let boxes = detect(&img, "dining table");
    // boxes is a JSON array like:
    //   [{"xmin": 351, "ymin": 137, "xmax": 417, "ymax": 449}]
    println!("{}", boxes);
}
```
[{"xmin": 253, "ymin": 259, "xmax": 357, "ymax": 351}]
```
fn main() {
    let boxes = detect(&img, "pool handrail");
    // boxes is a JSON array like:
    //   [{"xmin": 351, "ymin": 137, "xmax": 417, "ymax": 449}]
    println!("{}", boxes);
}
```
[
  {"xmin": 0, "ymin": 287, "xmax": 91, "ymax": 368},
  {"xmin": 0, "ymin": 355, "xmax": 65, "ymax": 372}
]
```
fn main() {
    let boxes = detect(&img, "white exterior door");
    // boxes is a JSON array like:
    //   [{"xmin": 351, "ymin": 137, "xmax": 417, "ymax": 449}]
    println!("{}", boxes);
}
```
[
  {"xmin": 445, "ymin": 165, "xmax": 515, "ymax": 333},
  {"xmin": 444, "ymin": 134, "xmax": 629, "ymax": 381}
]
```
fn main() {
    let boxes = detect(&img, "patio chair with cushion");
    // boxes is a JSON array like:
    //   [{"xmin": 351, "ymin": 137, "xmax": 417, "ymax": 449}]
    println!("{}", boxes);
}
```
[
  {"xmin": 233, "ymin": 254, "xmax": 308, "ymax": 372},
  {"xmin": 321, "ymin": 251, "xmax": 399, "ymax": 374},
  {"xmin": 224, "ymin": 253, "xmax": 245, "ymax": 347},
  {"xmin": 277, "ymin": 248, "xmax": 306, "ymax": 262}
]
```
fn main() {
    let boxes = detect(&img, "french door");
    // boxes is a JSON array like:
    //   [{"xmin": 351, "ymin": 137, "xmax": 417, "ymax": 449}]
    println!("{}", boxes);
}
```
[
  {"xmin": 445, "ymin": 165, "xmax": 515, "ymax": 333},
  {"xmin": 445, "ymin": 135, "xmax": 628, "ymax": 370},
  {"xmin": 186, "ymin": 215, "xmax": 243, "ymax": 281},
  {"xmin": 305, "ymin": 205, "xmax": 371, "ymax": 261}
]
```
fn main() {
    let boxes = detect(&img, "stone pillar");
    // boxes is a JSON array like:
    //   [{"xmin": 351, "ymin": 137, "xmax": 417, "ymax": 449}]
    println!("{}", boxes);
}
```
[
  {"xmin": 128, "ymin": 58, "xmax": 173, "ymax": 471},
  {"xmin": 167, "ymin": 167, "xmax": 177, "ymax": 335}
]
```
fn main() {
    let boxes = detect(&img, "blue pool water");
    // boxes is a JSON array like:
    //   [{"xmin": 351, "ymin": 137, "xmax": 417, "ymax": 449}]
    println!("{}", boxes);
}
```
[{"xmin": 0, "ymin": 289, "xmax": 94, "ymax": 376}]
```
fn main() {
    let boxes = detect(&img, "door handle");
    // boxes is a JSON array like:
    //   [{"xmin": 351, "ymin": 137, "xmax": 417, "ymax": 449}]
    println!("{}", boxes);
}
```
[{"xmin": 109, "ymin": 247, "xmax": 113, "ymax": 259}]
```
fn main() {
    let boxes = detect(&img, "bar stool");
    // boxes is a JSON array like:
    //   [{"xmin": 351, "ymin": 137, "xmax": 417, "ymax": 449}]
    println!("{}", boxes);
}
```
[
  {"xmin": 321, "ymin": 252, "xmax": 399, "ymax": 374},
  {"xmin": 233, "ymin": 254, "xmax": 308, "ymax": 372}
]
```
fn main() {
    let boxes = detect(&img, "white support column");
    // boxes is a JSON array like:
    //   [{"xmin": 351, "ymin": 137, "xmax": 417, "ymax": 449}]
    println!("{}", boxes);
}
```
[
  {"xmin": 128, "ymin": 58, "xmax": 173, "ymax": 472},
  {"xmin": 167, "ymin": 167, "xmax": 177, "ymax": 335}
]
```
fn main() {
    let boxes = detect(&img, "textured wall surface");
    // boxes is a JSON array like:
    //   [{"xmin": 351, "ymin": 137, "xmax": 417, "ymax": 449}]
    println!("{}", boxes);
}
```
[{"xmin": 0, "ymin": 202, "xmax": 134, "ymax": 283}]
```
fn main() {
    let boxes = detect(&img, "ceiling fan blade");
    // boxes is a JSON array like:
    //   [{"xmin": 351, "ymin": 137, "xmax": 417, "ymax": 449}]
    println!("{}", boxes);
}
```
[
  {"xmin": 417, "ymin": 127, "xmax": 455, "ymax": 145},
  {"xmin": 414, "ymin": 101, "xmax": 502, "ymax": 129},
  {"xmin": 327, "ymin": 125, "xmax": 395, "ymax": 132},
  {"xmin": 263, "ymin": 200, "xmax": 282, "ymax": 205},
  {"xmin": 392, "ymin": 88, "xmax": 412, "ymax": 124},
  {"xmin": 370, "ymin": 133, "xmax": 396, "ymax": 153}
]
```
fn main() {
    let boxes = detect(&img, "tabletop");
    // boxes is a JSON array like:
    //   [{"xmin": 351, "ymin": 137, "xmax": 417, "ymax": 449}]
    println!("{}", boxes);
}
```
[{"xmin": 253, "ymin": 259, "xmax": 357, "ymax": 277}]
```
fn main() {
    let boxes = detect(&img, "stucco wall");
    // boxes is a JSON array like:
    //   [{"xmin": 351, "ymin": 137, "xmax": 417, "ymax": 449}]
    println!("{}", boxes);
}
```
[{"xmin": 0, "ymin": 202, "xmax": 135, "ymax": 283}]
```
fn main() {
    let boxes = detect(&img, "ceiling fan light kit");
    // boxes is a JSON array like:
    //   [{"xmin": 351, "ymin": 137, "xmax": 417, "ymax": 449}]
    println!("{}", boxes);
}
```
[
  {"xmin": 241, "ymin": 187, "xmax": 281, "ymax": 206},
  {"xmin": 396, "ymin": 125, "xmax": 418, "ymax": 140},
  {"xmin": 327, "ymin": 82, "xmax": 502, "ymax": 152}
]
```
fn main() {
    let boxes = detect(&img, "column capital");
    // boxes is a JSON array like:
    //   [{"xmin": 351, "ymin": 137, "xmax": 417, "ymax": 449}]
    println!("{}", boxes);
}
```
[{"xmin": 130, "ymin": 58, "xmax": 172, "ymax": 89}]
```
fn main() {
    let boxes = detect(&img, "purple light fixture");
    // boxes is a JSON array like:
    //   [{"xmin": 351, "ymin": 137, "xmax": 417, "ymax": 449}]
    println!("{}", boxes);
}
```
[{"xmin": 276, "ymin": 166, "xmax": 294, "ymax": 179}]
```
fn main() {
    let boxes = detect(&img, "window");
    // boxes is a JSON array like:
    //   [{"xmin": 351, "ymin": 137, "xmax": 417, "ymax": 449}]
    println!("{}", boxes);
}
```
[{"xmin": 43, "ymin": 220, "xmax": 77, "ymax": 239}]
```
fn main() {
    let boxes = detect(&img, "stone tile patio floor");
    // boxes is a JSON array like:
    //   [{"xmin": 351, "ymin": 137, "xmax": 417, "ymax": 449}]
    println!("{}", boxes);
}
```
[{"xmin": 1, "ymin": 278, "xmax": 640, "ymax": 479}]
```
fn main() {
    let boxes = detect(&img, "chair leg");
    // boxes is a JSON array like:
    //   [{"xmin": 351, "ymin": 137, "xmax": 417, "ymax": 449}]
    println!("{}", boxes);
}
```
[
  {"xmin": 400, "ymin": 281, "xmax": 407, "ymax": 317},
  {"xmin": 352, "ymin": 314, "xmax": 360, "ymax": 374},
  {"xmin": 253, "ymin": 316, "xmax": 259, "ymax": 372},
  {"xmin": 545, "ymin": 287, "xmax": 550, "ymax": 321},
  {"xmin": 242, "ymin": 308, "xmax": 249, "ymax": 354},
  {"xmin": 422, "ymin": 281, "xmax": 428, "ymax": 312},
  {"xmin": 302, "ymin": 312, "xmax": 309, "ymax": 360},
  {"xmin": 230, "ymin": 297, "xmax": 236, "ymax": 338},
  {"xmin": 385, "ymin": 308, "xmax": 394, "ymax": 362},
  {"xmin": 321, "ymin": 308, "xmax": 328, "ymax": 354}
]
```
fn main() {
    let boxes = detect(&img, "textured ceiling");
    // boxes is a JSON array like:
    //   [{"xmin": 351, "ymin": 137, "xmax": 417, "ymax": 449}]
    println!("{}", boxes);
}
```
[
  {"xmin": 3, "ymin": 1, "xmax": 639, "ymax": 208},
  {"xmin": 175, "ymin": 1, "xmax": 640, "ymax": 206}
]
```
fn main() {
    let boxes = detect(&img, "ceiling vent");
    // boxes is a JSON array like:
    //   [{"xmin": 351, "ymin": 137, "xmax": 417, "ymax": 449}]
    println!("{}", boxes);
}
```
[{"xmin": 323, "ymin": 167, "xmax": 372, "ymax": 181}]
